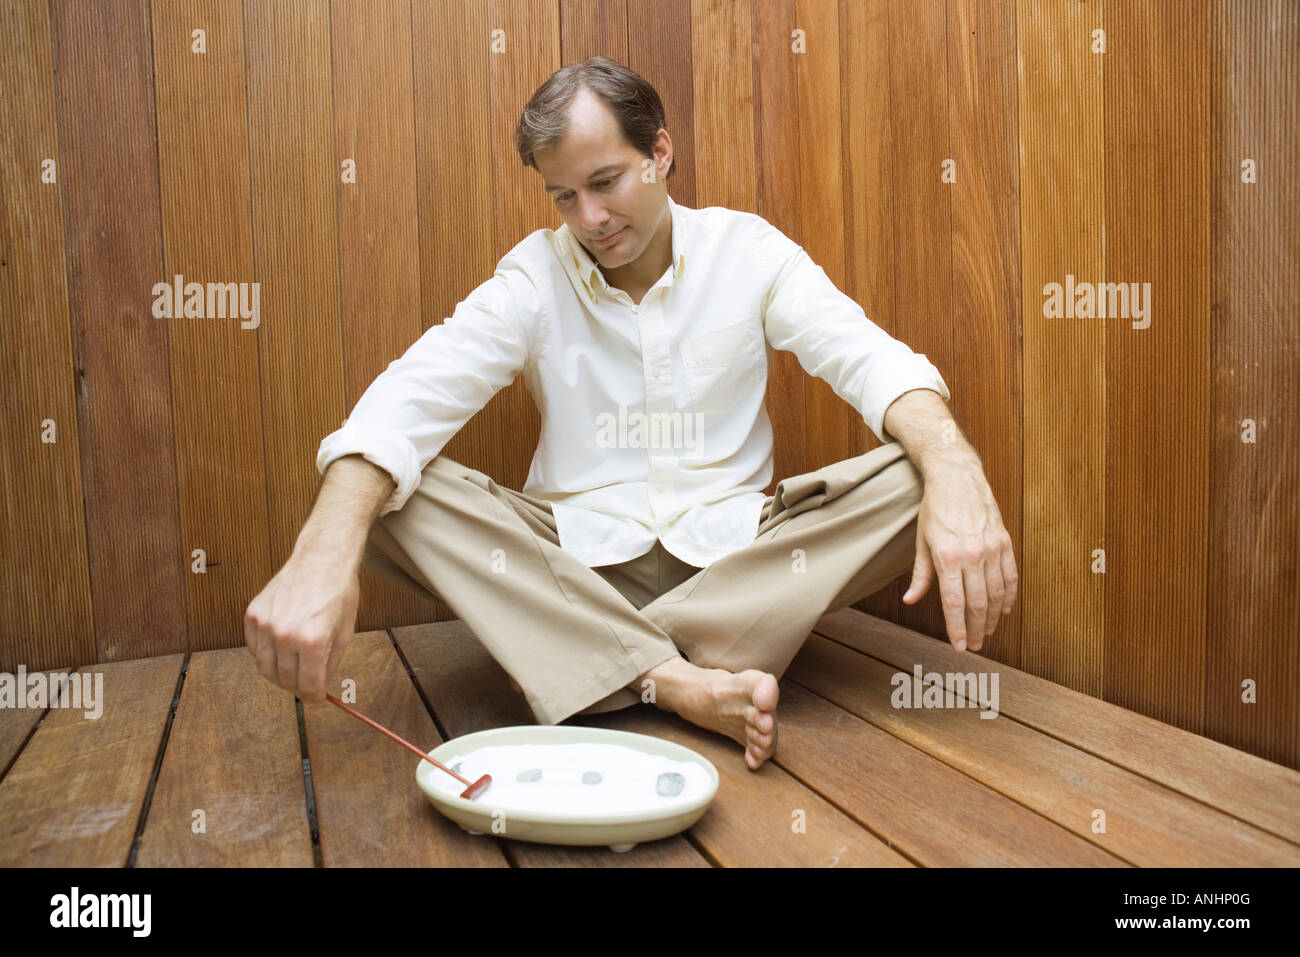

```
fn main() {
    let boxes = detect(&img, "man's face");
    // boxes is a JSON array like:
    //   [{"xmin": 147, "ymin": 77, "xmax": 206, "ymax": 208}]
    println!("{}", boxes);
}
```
[{"xmin": 533, "ymin": 87, "xmax": 670, "ymax": 271}]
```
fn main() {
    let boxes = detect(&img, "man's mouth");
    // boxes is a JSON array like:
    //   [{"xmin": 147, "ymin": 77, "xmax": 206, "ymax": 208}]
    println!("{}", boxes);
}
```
[{"xmin": 594, "ymin": 227, "xmax": 625, "ymax": 247}]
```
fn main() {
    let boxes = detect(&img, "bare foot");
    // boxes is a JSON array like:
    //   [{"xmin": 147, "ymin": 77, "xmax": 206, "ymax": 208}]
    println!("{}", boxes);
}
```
[{"xmin": 638, "ymin": 656, "xmax": 780, "ymax": 769}]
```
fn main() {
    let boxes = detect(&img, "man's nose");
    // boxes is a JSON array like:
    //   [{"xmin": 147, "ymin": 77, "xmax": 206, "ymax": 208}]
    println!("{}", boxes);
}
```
[{"xmin": 577, "ymin": 193, "xmax": 609, "ymax": 233}]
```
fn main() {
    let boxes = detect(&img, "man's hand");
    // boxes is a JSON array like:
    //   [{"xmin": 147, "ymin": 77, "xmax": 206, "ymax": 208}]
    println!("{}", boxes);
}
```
[
  {"xmin": 243, "ymin": 550, "xmax": 361, "ymax": 703},
  {"xmin": 901, "ymin": 462, "xmax": 1018, "ymax": 652}
]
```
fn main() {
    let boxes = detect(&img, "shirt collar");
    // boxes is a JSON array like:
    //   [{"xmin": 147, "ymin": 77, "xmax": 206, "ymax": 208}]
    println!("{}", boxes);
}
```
[{"xmin": 558, "ymin": 193, "xmax": 687, "ymax": 298}]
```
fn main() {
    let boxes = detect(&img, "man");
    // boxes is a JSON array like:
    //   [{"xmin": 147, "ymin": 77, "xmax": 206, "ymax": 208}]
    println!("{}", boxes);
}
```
[{"xmin": 245, "ymin": 57, "xmax": 1017, "ymax": 771}]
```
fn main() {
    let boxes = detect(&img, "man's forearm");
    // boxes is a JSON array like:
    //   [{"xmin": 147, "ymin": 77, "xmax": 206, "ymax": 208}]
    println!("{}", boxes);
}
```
[
  {"xmin": 292, "ymin": 454, "xmax": 397, "ymax": 574},
  {"xmin": 882, "ymin": 388, "xmax": 981, "ymax": 479}
]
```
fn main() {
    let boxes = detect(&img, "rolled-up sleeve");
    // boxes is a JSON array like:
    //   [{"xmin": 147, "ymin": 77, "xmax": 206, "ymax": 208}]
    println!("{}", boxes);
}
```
[
  {"xmin": 315, "ymin": 256, "xmax": 542, "ymax": 515},
  {"xmin": 757, "ymin": 220, "xmax": 950, "ymax": 444}
]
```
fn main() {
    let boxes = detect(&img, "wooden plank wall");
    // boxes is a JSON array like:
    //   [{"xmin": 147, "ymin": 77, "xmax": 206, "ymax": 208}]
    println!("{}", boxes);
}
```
[
  {"xmin": 0, "ymin": 0, "xmax": 1295, "ymax": 770},
  {"xmin": 1207, "ymin": 0, "xmax": 1298, "ymax": 768},
  {"xmin": 0, "ymin": 1, "xmax": 95, "ymax": 676}
]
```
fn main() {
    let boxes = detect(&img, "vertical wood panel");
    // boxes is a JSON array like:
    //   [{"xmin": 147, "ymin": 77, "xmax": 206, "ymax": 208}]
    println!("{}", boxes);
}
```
[
  {"xmin": 51, "ymin": 0, "xmax": 185, "ymax": 662},
  {"xmin": 1014, "ymin": 0, "xmax": 1105, "ymax": 693},
  {"xmin": 795, "ymin": 0, "xmax": 854, "ymax": 473},
  {"xmin": 1208, "ymin": 0, "xmax": 1299, "ymax": 767},
  {"xmin": 412, "ymin": 0, "xmax": 494, "ymax": 485},
  {"xmin": 410, "ymin": 0, "xmax": 492, "ymax": 628},
  {"xmin": 0, "ymin": 0, "xmax": 95, "ymax": 672},
  {"xmin": 753, "ymin": 0, "xmax": 806, "ymax": 494},
  {"xmin": 246, "ymin": 0, "xmax": 343, "ymax": 587},
  {"xmin": 560, "ymin": 0, "xmax": 627, "ymax": 58},
  {"xmin": 628, "ymin": 0, "xmax": 698, "ymax": 210},
  {"xmin": 840, "ymin": 0, "xmax": 896, "ymax": 458},
  {"xmin": 943, "ymin": 0, "xmax": 1024, "ymax": 663},
  {"xmin": 690, "ymin": 0, "xmax": 756, "ymax": 212},
  {"xmin": 1104, "ymin": 0, "xmax": 1211, "ymax": 728},
  {"xmin": 151, "ymin": 0, "xmax": 271, "ymax": 649},
  {"xmin": 858, "ymin": 0, "xmax": 952, "ymax": 643},
  {"xmin": 488, "ymin": 0, "xmax": 556, "ymax": 491},
  {"xmin": 332, "ymin": 0, "xmax": 439, "ymax": 630}
]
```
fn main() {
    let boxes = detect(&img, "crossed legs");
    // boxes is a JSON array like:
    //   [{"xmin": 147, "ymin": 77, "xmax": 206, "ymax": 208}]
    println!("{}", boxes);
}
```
[{"xmin": 361, "ymin": 444, "xmax": 923, "ymax": 769}]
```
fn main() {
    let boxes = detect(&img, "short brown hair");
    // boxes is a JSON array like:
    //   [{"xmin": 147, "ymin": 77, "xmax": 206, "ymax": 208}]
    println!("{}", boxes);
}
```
[{"xmin": 515, "ymin": 56, "xmax": 675, "ymax": 180}]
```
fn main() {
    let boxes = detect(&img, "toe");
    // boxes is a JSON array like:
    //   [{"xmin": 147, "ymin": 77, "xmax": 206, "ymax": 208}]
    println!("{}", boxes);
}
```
[
  {"xmin": 744, "ymin": 703, "xmax": 773, "ymax": 732},
  {"xmin": 753, "ymin": 673, "xmax": 780, "ymax": 712}
]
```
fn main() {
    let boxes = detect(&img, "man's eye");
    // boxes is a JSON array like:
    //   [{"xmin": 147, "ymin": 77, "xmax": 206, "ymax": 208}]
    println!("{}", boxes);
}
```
[{"xmin": 555, "ymin": 178, "xmax": 613, "ymax": 203}]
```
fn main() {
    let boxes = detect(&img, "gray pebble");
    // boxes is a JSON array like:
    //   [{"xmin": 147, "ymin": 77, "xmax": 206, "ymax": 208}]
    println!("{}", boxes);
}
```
[
  {"xmin": 516, "ymin": 768, "xmax": 543, "ymax": 783},
  {"xmin": 656, "ymin": 771, "xmax": 685, "ymax": 797},
  {"xmin": 581, "ymin": 771, "xmax": 602, "ymax": 785}
]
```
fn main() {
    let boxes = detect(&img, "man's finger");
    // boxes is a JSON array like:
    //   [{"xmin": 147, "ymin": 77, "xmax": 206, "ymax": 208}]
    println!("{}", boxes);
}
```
[
  {"xmin": 974, "ymin": 558, "xmax": 1005, "ymax": 649},
  {"xmin": 276, "ymin": 646, "xmax": 300, "ymax": 695},
  {"xmin": 297, "ymin": 636, "xmax": 329, "ymax": 704},
  {"xmin": 324, "ymin": 632, "xmax": 348, "ymax": 691},
  {"xmin": 254, "ymin": 627, "xmax": 279, "ymax": 682},
  {"xmin": 999, "ymin": 540, "xmax": 1019, "ymax": 615},
  {"xmin": 935, "ymin": 552, "xmax": 968, "ymax": 651},
  {"xmin": 244, "ymin": 608, "xmax": 259, "ymax": 656},
  {"xmin": 983, "ymin": 555, "xmax": 1006, "ymax": 636},
  {"xmin": 962, "ymin": 562, "xmax": 988, "ymax": 652},
  {"xmin": 903, "ymin": 529, "xmax": 934, "ymax": 604},
  {"xmin": 324, "ymin": 605, "xmax": 356, "ymax": 693}
]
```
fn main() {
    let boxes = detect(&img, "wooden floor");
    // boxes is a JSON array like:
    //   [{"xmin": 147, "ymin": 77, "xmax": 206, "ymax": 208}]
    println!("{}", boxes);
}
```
[{"xmin": 2, "ymin": 607, "xmax": 1298, "ymax": 867}]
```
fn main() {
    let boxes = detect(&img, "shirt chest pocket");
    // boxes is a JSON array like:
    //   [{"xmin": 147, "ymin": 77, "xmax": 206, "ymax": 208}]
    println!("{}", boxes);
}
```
[{"xmin": 679, "ymin": 317, "xmax": 767, "ymax": 415}]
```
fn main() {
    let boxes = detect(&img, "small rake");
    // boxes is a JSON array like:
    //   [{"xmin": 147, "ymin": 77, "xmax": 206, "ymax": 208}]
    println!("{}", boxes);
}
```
[{"xmin": 325, "ymin": 693, "xmax": 492, "ymax": 800}]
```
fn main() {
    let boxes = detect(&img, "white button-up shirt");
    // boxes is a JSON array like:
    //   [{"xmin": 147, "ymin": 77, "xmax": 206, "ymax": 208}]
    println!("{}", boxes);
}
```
[{"xmin": 316, "ymin": 194, "xmax": 950, "ymax": 569}]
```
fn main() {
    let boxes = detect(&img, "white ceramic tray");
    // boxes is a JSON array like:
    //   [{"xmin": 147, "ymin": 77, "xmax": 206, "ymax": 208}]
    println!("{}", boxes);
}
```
[{"xmin": 416, "ymin": 724, "xmax": 719, "ymax": 852}]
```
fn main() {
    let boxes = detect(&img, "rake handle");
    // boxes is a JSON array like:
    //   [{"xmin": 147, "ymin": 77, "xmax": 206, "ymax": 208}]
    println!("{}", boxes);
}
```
[{"xmin": 324, "ymin": 692, "xmax": 472, "ymax": 788}]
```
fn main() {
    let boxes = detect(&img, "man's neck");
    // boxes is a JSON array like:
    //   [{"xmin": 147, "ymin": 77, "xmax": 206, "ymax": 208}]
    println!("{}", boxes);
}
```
[{"xmin": 600, "ymin": 208, "xmax": 673, "ymax": 302}]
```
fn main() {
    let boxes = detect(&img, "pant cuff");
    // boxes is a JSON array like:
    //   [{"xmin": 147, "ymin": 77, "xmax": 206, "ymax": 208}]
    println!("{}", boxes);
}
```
[{"xmin": 528, "ymin": 645, "xmax": 683, "ymax": 725}]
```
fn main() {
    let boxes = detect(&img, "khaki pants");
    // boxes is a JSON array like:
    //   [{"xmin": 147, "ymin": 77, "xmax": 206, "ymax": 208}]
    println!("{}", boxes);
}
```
[{"xmin": 361, "ymin": 441, "xmax": 924, "ymax": 725}]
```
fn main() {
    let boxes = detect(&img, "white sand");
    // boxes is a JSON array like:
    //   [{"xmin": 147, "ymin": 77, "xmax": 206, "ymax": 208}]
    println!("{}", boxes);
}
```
[{"xmin": 426, "ymin": 741, "xmax": 713, "ymax": 817}]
